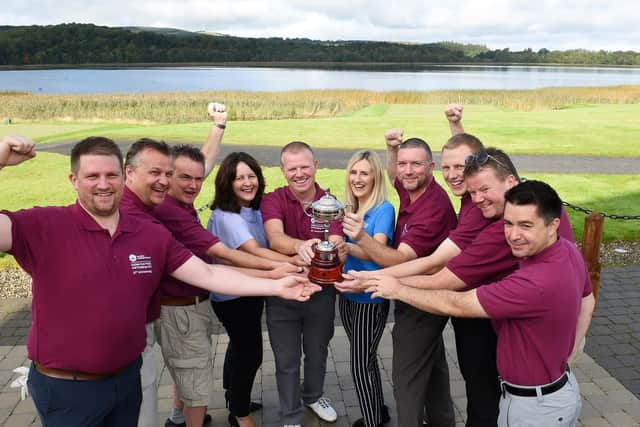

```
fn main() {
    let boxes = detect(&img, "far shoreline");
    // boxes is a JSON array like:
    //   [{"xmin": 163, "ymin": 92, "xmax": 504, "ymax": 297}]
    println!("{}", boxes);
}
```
[{"xmin": 2, "ymin": 61, "xmax": 640, "ymax": 71}]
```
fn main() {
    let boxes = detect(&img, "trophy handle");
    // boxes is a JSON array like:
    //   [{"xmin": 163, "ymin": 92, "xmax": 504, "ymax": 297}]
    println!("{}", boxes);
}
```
[{"xmin": 302, "ymin": 201, "xmax": 313, "ymax": 218}]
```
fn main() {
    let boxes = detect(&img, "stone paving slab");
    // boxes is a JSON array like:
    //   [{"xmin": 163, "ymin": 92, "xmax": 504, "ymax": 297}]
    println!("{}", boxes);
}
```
[
  {"xmin": 0, "ymin": 321, "xmax": 639, "ymax": 426},
  {"xmin": 585, "ymin": 266, "xmax": 640, "ymax": 400},
  {"xmin": 1, "ymin": 262, "xmax": 639, "ymax": 426}
]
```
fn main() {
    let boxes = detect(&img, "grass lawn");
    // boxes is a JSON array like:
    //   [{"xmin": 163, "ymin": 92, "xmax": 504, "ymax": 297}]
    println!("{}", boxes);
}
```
[
  {"xmin": 2, "ymin": 103, "xmax": 640, "ymax": 157},
  {"xmin": 1, "ymin": 152, "xmax": 637, "ymax": 244}
]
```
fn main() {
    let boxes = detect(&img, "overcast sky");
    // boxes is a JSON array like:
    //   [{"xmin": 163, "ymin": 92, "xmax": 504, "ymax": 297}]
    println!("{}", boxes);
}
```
[{"xmin": 4, "ymin": 0, "xmax": 639, "ymax": 51}]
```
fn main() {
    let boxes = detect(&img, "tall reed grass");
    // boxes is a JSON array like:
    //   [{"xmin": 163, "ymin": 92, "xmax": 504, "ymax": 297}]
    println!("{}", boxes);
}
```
[{"xmin": 2, "ymin": 86, "xmax": 640, "ymax": 124}]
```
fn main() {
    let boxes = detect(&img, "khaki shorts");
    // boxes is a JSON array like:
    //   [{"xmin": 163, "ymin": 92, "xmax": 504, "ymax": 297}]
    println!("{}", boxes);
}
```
[{"xmin": 155, "ymin": 299, "xmax": 214, "ymax": 407}]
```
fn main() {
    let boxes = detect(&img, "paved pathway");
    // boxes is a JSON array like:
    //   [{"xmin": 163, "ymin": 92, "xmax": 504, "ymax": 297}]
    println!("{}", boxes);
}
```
[
  {"xmin": 0, "ymin": 264, "xmax": 639, "ymax": 426},
  {"xmin": 38, "ymin": 142, "xmax": 640, "ymax": 174}
]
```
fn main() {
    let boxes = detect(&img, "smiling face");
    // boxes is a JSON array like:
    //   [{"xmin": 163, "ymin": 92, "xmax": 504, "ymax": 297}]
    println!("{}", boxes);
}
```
[
  {"xmin": 233, "ymin": 161, "xmax": 260, "ymax": 207},
  {"xmin": 70, "ymin": 154, "xmax": 124, "ymax": 218},
  {"xmin": 168, "ymin": 155, "xmax": 204, "ymax": 205},
  {"xmin": 125, "ymin": 148, "xmax": 173, "ymax": 207},
  {"xmin": 465, "ymin": 167, "xmax": 518, "ymax": 219},
  {"xmin": 348, "ymin": 159, "xmax": 374, "ymax": 203},
  {"xmin": 504, "ymin": 202, "xmax": 560, "ymax": 258},
  {"xmin": 281, "ymin": 149, "xmax": 318, "ymax": 200},
  {"xmin": 396, "ymin": 147, "xmax": 434, "ymax": 196},
  {"xmin": 441, "ymin": 145, "xmax": 474, "ymax": 197}
]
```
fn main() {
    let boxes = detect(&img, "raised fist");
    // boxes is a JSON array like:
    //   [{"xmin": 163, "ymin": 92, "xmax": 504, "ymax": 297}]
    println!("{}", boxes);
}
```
[
  {"xmin": 207, "ymin": 102, "xmax": 227, "ymax": 126},
  {"xmin": 444, "ymin": 104, "xmax": 464, "ymax": 123},
  {"xmin": 384, "ymin": 128, "xmax": 403, "ymax": 148}
]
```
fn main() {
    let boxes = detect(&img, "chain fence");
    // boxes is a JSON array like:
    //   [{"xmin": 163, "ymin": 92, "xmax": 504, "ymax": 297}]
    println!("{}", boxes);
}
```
[
  {"xmin": 562, "ymin": 200, "xmax": 640, "ymax": 221},
  {"xmin": 198, "ymin": 198, "xmax": 640, "ymax": 220}
]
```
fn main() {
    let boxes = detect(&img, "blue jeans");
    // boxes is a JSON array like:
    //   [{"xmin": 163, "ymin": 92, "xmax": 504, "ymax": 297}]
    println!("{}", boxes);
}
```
[{"xmin": 28, "ymin": 357, "xmax": 142, "ymax": 427}]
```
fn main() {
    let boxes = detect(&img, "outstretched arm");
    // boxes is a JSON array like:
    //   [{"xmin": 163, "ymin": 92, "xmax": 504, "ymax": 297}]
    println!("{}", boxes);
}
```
[
  {"xmin": 202, "ymin": 102, "xmax": 227, "ymax": 178},
  {"xmin": 444, "ymin": 104, "xmax": 465, "ymax": 136},
  {"xmin": 376, "ymin": 238, "xmax": 461, "ymax": 278},
  {"xmin": 342, "ymin": 212, "xmax": 415, "ymax": 267},
  {"xmin": 367, "ymin": 274, "xmax": 487, "ymax": 318},
  {"xmin": 171, "ymin": 255, "xmax": 320, "ymax": 301}
]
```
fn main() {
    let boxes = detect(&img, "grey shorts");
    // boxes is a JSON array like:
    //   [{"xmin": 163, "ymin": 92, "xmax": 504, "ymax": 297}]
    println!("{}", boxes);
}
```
[
  {"xmin": 155, "ymin": 300, "xmax": 214, "ymax": 407},
  {"xmin": 498, "ymin": 371, "xmax": 581, "ymax": 427}
]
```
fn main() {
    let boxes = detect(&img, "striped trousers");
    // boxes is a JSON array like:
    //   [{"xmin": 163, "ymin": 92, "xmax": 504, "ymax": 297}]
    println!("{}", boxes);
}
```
[{"xmin": 339, "ymin": 296, "xmax": 390, "ymax": 427}]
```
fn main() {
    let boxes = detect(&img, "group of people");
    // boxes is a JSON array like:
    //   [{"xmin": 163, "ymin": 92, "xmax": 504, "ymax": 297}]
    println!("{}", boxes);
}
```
[{"xmin": 0, "ymin": 102, "xmax": 594, "ymax": 427}]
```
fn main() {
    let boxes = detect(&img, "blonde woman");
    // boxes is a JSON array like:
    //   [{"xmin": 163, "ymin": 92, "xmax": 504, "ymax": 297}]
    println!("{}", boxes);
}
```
[{"xmin": 339, "ymin": 150, "xmax": 395, "ymax": 427}]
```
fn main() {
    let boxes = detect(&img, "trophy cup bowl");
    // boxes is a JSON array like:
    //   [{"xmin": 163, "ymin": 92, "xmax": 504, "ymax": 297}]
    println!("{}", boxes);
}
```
[{"xmin": 304, "ymin": 192, "xmax": 346, "ymax": 285}]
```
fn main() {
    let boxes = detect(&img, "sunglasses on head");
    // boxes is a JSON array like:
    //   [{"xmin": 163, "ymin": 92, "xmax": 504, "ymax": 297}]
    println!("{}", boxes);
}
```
[{"xmin": 464, "ymin": 150, "xmax": 510, "ymax": 172}]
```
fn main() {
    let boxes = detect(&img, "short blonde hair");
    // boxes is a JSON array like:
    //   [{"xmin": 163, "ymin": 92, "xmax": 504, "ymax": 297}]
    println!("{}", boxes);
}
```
[{"xmin": 344, "ymin": 150, "xmax": 387, "ymax": 216}]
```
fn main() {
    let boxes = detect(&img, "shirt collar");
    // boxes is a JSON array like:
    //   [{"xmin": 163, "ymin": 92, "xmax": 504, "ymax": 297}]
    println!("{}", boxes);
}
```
[{"xmin": 70, "ymin": 200, "xmax": 135, "ymax": 235}]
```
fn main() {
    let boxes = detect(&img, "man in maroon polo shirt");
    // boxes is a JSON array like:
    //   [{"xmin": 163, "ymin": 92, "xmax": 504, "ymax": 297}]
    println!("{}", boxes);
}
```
[
  {"xmin": 340, "ymin": 135, "xmax": 458, "ymax": 427},
  {"xmin": 347, "ymin": 128, "xmax": 500, "ymax": 427},
  {"xmin": 261, "ymin": 141, "xmax": 344, "ymax": 426},
  {"xmin": 154, "ymin": 144, "xmax": 298, "ymax": 427},
  {"xmin": 120, "ymin": 102, "xmax": 229, "ymax": 427},
  {"xmin": 367, "ymin": 180, "xmax": 595, "ymax": 427},
  {"xmin": 0, "ymin": 135, "xmax": 319, "ymax": 427},
  {"xmin": 349, "ymin": 147, "xmax": 575, "ymax": 425}
]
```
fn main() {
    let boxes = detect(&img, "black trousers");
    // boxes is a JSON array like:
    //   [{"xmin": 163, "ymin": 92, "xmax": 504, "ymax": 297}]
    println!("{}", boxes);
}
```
[
  {"xmin": 451, "ymin": 317, "xmax": 500, "ymax": 427},
  {"xmin": 392, "ymin": 301, "xmax": 455, "ymax": 427},
  {"xmin": 211, "ymin": 296, "xmax": 264, "ymax": 417}
]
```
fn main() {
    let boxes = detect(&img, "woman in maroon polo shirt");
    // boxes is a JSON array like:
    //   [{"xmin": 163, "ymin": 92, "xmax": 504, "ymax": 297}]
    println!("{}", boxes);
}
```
[{"xmin": 208, "ymin": 152, "xmax": 302, "ymax": 427}]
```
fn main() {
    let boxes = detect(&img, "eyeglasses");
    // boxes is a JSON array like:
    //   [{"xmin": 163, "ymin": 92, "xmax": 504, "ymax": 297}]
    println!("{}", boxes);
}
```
[{"xmin": 464, "ymin": 150, "xmax": 510, "ymax": 172}]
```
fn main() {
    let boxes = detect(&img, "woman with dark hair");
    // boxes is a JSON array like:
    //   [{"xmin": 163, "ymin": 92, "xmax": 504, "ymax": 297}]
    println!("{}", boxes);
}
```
[{"xmin": 208, "ymin": 152, "xmax": 302, "ymax": 427}]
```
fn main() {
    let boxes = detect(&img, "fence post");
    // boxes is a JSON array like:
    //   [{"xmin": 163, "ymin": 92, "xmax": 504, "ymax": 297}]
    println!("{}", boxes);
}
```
[{"xmin": 581, "ymin": 212, "xmax": 604, "ymax": 301}]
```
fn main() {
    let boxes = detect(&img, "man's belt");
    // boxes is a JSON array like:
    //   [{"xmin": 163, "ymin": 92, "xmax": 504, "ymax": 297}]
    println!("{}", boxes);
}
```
[
  {"xmin": 34, "ymin": 362, "xmax": 127, "ymax": 381},
  {"xmin": 501, "ymin": 370, "xmax": 569, "ymax": 397},
  {"xmin": 160, "ymin": 294, "xmax": 209, "ymax": 306}
]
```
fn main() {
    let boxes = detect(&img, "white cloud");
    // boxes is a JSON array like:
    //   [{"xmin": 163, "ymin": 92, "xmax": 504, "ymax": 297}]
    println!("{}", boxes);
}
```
[{"xmin": 2, "ymin": 0, "xmax": 639, "ymax": 51}]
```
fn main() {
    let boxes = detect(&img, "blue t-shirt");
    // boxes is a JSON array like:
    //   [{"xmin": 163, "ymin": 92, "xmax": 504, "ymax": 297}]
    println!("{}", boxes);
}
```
[
  {"xmin": 343, "ymin": 200, "xmax": 395, "ymax": 304},
  {"xmin": 207, "ymin": 207, "xmax": 268, "ymax": 302}
]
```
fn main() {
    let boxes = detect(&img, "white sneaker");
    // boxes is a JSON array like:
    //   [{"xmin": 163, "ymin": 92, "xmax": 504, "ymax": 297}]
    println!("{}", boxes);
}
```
[
  {"xmin": 284, "ymin": 425, "xmax": 301, "ymax": 427},
  {"xmin": 306, "ymin": 396, "xmax": 338, "ymax": 422}
]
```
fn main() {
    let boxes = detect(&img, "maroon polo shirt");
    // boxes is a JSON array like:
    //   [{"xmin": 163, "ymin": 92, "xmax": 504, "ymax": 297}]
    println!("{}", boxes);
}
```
[
  {"xmin": 120, "ymin": 186, "xmax": 157, "ymax": 223},
  {"xmin": 447, "ymin": 207, "xmax": 575, "ymax": 287},
  {"xmin": 120, "ymin": 186, "xmax": 165, "ymax": 321},
  {"xmin": 154, "ymin": 195, "xmax": 220, "ymax": 298},
  {"xmin": 448, "ymin": 194, "xmax": 493, "ymax": 251},
  {"xmin": 261, "ymin": 183, "xmax": 342, "ymax": 241},
  {"xmin": 393, "ymin": 178, "xmax": 457, "ymax": 257},
  {"xmin": 5, "ymin": 202, "xmax": 192, "ymax": 374},
  {"xmin": 477, "ymin": 238, "xmax": 593, "ymax": 385}
]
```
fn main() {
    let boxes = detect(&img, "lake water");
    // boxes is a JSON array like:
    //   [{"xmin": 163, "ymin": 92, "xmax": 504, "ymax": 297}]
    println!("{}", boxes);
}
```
[{"xmin": 1, "ymin": 65, "xmax": 640, "ymax": 94}]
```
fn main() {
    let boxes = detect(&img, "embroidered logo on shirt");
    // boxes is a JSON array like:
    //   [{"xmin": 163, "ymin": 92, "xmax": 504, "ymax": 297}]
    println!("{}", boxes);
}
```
[
  {"xmin": 402, "ymin": 223, "xmax": 410, "ymax": 235},
  {"xmin": 129, "ymin": 254, "xmax": 153, "ymax": 275}
]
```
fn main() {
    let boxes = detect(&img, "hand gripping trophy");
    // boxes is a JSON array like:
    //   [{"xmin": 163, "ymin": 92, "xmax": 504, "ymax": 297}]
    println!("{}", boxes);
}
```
[{"xmin": 303, "ymin": 190, "xmax": 347, "ymax": 285}]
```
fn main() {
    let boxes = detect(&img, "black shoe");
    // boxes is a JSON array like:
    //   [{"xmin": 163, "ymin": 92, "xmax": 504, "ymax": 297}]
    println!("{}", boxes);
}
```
[
  {"xmin": 228, "ymin": 413, "xmax": 240, "ymax": 427},
  {"xmin": 165, "ymin": 413, "xmax": 212, "ymax": 427},
  {"xmin": 225, "ymin": 390, "xmax": 263, "ymax": 413},
  {"xmin": 351, "ymin": 405, "xmax": 391, "ymax": 427},
  {"xmin": 249, "ymin": 401, "xmax": 263, "ymax": 412},
  {"xmin": 382, "ymin": 405, "xmax": 390, "ymax": 423}
]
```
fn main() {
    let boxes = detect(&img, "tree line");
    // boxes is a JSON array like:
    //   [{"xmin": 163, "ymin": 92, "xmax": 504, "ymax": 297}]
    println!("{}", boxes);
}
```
[{"xmin": 1, "ymin": 23, "xmax": 639, "ymax": 66}]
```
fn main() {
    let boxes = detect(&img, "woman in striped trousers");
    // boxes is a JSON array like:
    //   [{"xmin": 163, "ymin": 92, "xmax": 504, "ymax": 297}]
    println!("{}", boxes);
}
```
[{"xmin": 339, "ymin": 150, "xmax": 395, "ymax": 427}]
